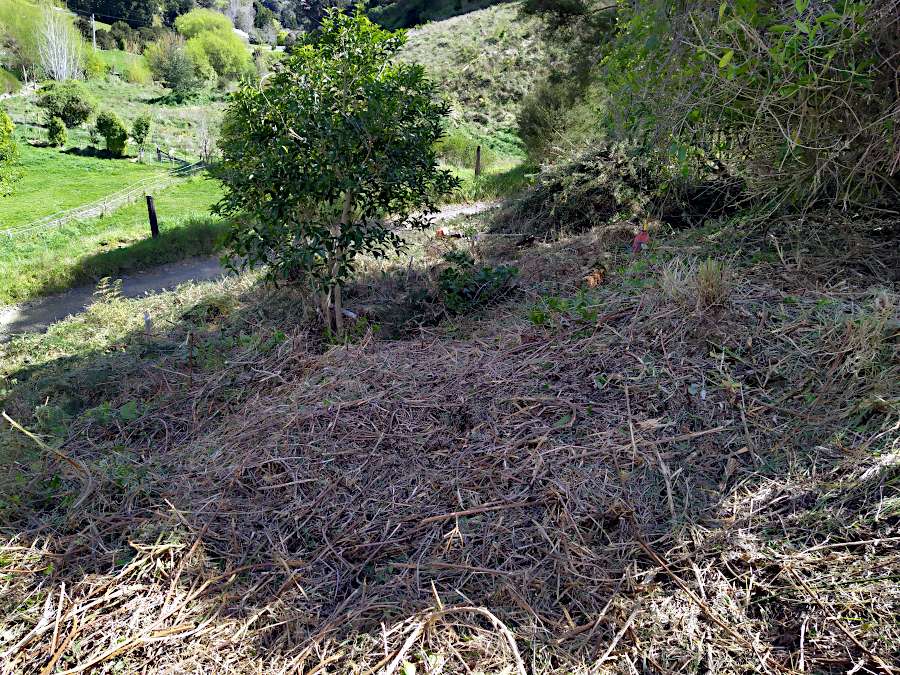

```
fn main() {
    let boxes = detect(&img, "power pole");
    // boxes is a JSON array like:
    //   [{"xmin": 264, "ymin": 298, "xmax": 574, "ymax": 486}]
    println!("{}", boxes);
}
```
[{"xmin": 91, "ymin": 14, "xmax": 97, "ymax": 51}]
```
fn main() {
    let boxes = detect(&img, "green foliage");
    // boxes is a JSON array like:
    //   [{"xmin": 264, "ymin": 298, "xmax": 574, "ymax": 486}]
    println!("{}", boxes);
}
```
[
  {"xmin": 532, "ymin": 0, "xmax": 900, "ymax": 209},
  {"xmin": 215, "ymin": 9, "xmax": 458, "ymax": 332},
  {"xmin": 0, "ymin": 109, "xmax": 20, "ymax": 197},
  {"xmin": 435, "ymin": 130, "xmax": 496, "ymax": 169},
  {"xmin": 131, "ymin": 114, "xmax": 152, "ymax": 155},
  {"xmin": 173, "ymin": 8, "xmax": 253, "ymax": 83},
  {"xmin": 124, "ymin": 58, "xmax": 153, "ymax": 84},
  {"xmin": 47, "ymin": 116, "xmax": 67, "ymax": 148},
  {"xmin": 185, "ymin": 30, "xmax": 254, "ymax": 82},
  {"xmin": 174, "ymin": 8, "xmax": 234, "ymax": 38},
  {"xmin": 71, "ymin": 0, "xmax": 159, "ymax": 30},
  {"xmin": 145, "ymin": 34, "xmax": 205, "ymax": 98},
  {"xmin": 95, "ymin": 110, "xmax": 128, "ymax": 156},
  {"xmin": 437, "ymin": 250, "xmax": 518, "ymax": 313},
  {"xmin": 36, "ymin": 82, "xmax": 97, "ymax": 128},
  {"xmin": 83, "ymin": 50, "xmax": 110, "ymax": 80}
]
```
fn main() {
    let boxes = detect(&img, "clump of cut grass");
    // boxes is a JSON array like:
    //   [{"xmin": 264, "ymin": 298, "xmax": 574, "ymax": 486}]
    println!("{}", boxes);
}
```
[
  {"xmin": 659, "ymin": 256, "xmax": 732, "ymax": 310},
  {"xmin": 0, "ymin": 216, "xmax": 897, "ymax": 673}
]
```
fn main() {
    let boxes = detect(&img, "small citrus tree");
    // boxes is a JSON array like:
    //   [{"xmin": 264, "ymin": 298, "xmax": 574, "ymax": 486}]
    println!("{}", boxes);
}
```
[
  {"xmin": 215, "ymin": 9, "xmax": 458, "ymax": 333},
  {"xmin": 131, "ymin": 114, "xmax": 152, "ymax": 161}
]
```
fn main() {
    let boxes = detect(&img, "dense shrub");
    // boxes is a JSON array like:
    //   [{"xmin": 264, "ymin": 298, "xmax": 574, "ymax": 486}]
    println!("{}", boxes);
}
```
[
  {"xmin": 215, "ymin": 9, "xmax": 458, "ymax": 333},
  {"xmin": 95, "ymin": 28, "xmax": 117, "ymax": 50},
  {"xmin": 0, "ymin": 108, "xmax": 20, "ymax": 196},
  {"xmin": 36, "ymin": 82, "xmax": 96, "ymax": 128},
  {"xmin": 47, "ymin": 116, "xmax": 67, "ymax": 147},
  {"xmin": 145, "ymin": 34, "xmax": 206, "ymax": 98},
  {"xmin": 526, "ymin": 0, "xmax": 900, "ymax": 210},
  {"xmin": 124, "ymin": 59, "xmax": 152, "ymax": 84},
  {"xmin": 131, "ymin": 114, "xmax": 152, "ymax": 159},
  {"xmin": 172, "ymin": 8, "xmax": 254, "ymax": 83},
  {"xmin": 174, "ymin": 9, "xmax": 234, "ymax": 39},
  {"xmin": 186, "ymin": 30, "xmax": 254, "ymax": 82},
  {"xmin": 83, "ymin": 50, "xmax": 109, "ymax": 79},
  {"xmin": 95, "ymin": 110, "xmax": 128, "ymax": 157}
]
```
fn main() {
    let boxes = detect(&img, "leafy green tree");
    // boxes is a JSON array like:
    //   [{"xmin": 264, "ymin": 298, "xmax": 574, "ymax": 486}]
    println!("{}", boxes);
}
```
[
  {"xmin": 95, "ymin": 110, "xmax": 128, "ymax": 156},
  {"xmin": 131, "ymin": 114, "xmax": 152, "ymax": 160},
  {"xmin": 186, "ymin": 30, "xmax": 253, "ymax": 82},
  {"xmin": 163, "ymin": 0, "xmax": 195, "ymax": 26},
  {"xmin": 174, "ymin": 8, "xmax": 234, "ymax": 38},
  {"xmin": 36, "ymin": 82, "xmax": 96, "ymax": 128},
  {"xmin": 47, "ymin": 116, "xmax": 67, "ymax": 147},
  {"xmin": 71, "ymin": 1, "xmax": 159, "ymax": 29},
  {"xmin": 215, "ymin": 9, "xmax": 458, "ymax": 333},
  {"xmin": 0, "ymin": 109, "xmax": 20, "ymax": 197},
  {"xmin": 145, "ymin": 34, "xmax": 206, "ymax": 98}
]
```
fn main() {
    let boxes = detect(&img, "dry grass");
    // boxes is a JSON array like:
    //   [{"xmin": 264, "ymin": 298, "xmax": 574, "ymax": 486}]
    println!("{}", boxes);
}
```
[{"xmin": 0, "ymin": 216, "xmax": 898, "ymax": 674}]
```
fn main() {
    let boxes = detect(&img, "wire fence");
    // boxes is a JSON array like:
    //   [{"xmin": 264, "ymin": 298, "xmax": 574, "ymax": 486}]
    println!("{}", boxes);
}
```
[{"xmin": 1, "ymin": 161, "xmax": 206, "ymax": 240}]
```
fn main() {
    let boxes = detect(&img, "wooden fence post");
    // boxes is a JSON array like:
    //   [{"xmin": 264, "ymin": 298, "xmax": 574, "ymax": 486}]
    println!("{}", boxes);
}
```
[
  {"xmin": 146, "ymin": 195, "xmax": 159, "ymax": 238},
  {"xmin": 475, "ymin": 145, "xmax": 483, "ymax": 177}
]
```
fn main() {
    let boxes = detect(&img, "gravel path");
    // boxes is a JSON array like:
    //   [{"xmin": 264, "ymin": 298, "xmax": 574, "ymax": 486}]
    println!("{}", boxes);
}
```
[{"xmin": 0, "ymin": 201, "xmax": 500, "ymax": 341}]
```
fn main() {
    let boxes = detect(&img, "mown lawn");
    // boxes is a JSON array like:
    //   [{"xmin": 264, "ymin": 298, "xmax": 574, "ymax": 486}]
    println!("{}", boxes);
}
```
[
  {"xmin": 0, "ymin": 143, "xmax": 166, "ymax": 231},
  {"xmin": 0, "ymin": 176, "xmax": 226, "ymax": 304}
]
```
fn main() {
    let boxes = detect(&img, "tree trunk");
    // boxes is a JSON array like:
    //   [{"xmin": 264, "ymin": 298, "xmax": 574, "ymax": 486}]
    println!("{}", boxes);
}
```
[{"xmin": 328, "ymin": 190, "xmax": 354, "ymax": 335}]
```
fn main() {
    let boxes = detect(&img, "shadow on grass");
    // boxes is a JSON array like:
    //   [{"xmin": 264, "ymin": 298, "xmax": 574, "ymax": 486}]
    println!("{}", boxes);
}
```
[
  {"xmin": 33, "ymin": 216, "xmax": 229, "ymax": 300},
  {"xmin": 62, "ymin": 145, "xmax": 132, "ymax": 160}
]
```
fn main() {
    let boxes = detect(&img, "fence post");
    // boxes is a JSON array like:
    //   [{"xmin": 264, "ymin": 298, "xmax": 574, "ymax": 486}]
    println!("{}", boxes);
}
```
[
  {"xmin": 156, "ymin": 146, "xmax": 161, "ymax": 162},
  {"xmin": 146, "ymin": 195, "xmax": 159, "ymax": 238},
  {"xmin": 475, "ymin": 145, "xmax": 482, "ymax": 177}
]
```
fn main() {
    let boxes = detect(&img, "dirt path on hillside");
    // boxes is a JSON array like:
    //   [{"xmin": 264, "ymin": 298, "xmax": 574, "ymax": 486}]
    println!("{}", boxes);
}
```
[{"xmin": 0, "ymin": 201, "xmax": 499, "ymax": 341}]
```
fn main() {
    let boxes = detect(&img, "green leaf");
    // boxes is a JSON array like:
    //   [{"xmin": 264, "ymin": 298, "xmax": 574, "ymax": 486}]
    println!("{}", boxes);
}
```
[
  {"xmin": 718, "ymin": 49, "xmax": 734, "ymax": 68},
  {"xmin": 118, "ymin": 401, "xmax": 140, "ymax": 422},
  {"xmin": 794, "ymin": 19, "xmax": 809, "ymax": 33},
  {"xmin": 401, "ymin": 663, "xmax": 416, "ymax": 675},
  {"xmin": 794, "ymin": 0, "xmax": 809, "ymax": 13},
  {"xmin": 718, "ymin": 1, "xmax": 728, "ymax": 21}
]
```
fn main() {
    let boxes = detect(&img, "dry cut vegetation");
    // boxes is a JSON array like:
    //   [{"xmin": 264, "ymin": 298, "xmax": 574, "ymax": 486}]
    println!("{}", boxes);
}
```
[{"xmin": 0, "ymin": 214, "xmax": 898, "ymax": 673}]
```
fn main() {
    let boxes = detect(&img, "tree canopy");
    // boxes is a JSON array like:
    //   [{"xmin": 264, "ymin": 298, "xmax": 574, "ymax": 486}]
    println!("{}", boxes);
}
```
[{"xmin": 215, "ymin": 9, "xmax": 458, "ymax": 332}]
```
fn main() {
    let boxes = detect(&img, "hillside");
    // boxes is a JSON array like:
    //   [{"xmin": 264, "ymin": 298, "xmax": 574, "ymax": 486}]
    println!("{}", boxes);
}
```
[
  {"xmin": 401, "ymin": 2, "xmax": 555, "ymax": 155},
  {"xmin": 1, "ymin": 3, "xmax": 898, "ymax": 673},
  {"xmin": 0, "ymin": 208, "xmax": 897, "ymax": 672}
]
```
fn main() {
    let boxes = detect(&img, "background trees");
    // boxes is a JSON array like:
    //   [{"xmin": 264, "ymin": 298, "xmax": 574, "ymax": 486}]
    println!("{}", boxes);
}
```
[
  {"xmin": 215, "ymin": 9, "xmax": 458, "ymax": 333},
  {"xmin": 145, "ymin": 34, "xmax": 205, "ymax": 98},
  {"xmin": 37, "ymin": 82, "xmax": 96, "ymax": 128},
  {"xmin": 38, "ymin": 4, "xmax": 82, "ymax": 81}
]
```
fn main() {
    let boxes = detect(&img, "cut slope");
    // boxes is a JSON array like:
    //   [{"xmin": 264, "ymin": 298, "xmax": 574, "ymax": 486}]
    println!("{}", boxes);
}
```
[{"xmin": 0, "ymin": 217, "xmax": 897, "ymax": 673}]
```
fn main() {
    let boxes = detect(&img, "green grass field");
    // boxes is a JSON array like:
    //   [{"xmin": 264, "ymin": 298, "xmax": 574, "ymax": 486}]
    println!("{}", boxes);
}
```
[
  {"xmin": 3, "ymin": 76, "xmax": 226, "ymax": 163},
  {"xmin": 0, "ymin": 176, "xmax": 225, "ymax": 304},
  {"xmin": 0, "ymin": 143, "xmax": 166, "ymax": 231}
]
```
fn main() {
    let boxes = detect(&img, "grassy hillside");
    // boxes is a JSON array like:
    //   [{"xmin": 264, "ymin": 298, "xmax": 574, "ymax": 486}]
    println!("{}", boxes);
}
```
[
  {"xmin": 370, "ymin": 0, "xmax": 510, "ymax": 28},
  {"xmin": 3, "ymin": 77, "xmax": 225, "ymax": 163},
  {"xmin": 401, "ymin": 2, "xmax": 556, "ymax": 157},
  {"xmin": 0, "ymin": 143, "xmax": 166, "ymax": 232}
]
